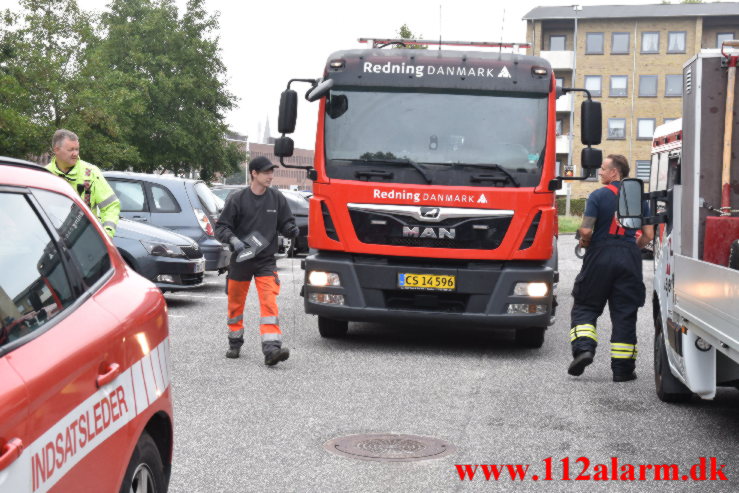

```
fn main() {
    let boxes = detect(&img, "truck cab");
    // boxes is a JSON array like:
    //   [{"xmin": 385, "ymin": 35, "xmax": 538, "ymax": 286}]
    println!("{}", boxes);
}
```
[{"xmin": 277, "ymin": 40, "xmax": 602, "ymax": 347}]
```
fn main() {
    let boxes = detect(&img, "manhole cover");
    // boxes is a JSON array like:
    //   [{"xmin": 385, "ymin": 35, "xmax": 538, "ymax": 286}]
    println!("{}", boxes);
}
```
[{"xmin": 324, "ymin": 433, "xmax": 455, "ymax": 462}]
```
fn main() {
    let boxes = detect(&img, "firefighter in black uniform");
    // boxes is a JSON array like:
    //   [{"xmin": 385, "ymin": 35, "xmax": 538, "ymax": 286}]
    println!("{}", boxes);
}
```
[
  {"xmin": 568, "ymin": 154, "xmax": 654, "ymax": 382},
  {"xmin": 216, "ymin": 156, "xmax": 299, "ymax": 366}
]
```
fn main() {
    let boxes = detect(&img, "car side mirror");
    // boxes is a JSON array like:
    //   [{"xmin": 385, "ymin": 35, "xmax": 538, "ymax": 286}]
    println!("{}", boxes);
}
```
[{"xmin": 618, "ymin": 178, "xmax": 644, "ymax": 229}]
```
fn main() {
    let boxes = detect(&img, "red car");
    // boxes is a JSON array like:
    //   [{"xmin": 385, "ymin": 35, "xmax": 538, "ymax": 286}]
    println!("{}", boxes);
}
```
[{"xmin": 0, "ymin": 157, "xmax": 173, "ymax": 492}]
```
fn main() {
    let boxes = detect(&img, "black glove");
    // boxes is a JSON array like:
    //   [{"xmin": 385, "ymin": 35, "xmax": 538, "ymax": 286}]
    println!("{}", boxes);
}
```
[
  {"xmin": 229, "ymin": 236, "xmax": 246, "ymax": 253},
  {"xmin": 285, "ymin": 224, "xmax": 300, "ymax": 239}
]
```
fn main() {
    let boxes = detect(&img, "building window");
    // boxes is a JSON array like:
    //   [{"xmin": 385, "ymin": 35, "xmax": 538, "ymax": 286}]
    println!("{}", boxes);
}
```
[
  {"xmin": 667, "ymin": 31, "xmax": 686, "ymax": 53},
  {"xmin": 550, "ymin": 35, "xmax": 566, "ymax": 51},
  {"xmin": 611, "ymin": 32, "xmax": 630, "ymax": 54},
  {"xmin": 584, "ymin": 75, "xmax": 602, "ymax": 97},
  {"xmin": 665, "ymin": 75, "xmax": 683, "ymax": 97},
  {"xmin": 639, "ymin": 75, "xmax": 658, "ymax": 97},
  {"xmin": 664, "ymin": 118, "xmax": 678, "ymax": 124},
  {"xmin": 610, "ymin": 76, "xmax": 628, "ymax": 97},
  {"xmin": 586, "ymin": 33, "xmax": 604, "ymax": 54},
  {"xmin": 608, "ymin": 118, "xmax": 626, "ymax": 140},
  {"xmin": 638, "ymin": 119, "xmax": 656, "ymax": 140},
  {"xmin": 555, "ymin": 77, "xmax": 565, "ymax": 89},
  {"xmin": 641, "ymin": 32, "xmax": 660, "ymax": 53},
  {"xmin": 556, "ymin": 119, "xmax": 563, "ymax": 135},
  {"xmin": 717, "ymin": 33, "xmax": 735, "ymax": 48},
  {"xmin": 636, "ymin": 160, "xmax": 651, "ymax": 180}
]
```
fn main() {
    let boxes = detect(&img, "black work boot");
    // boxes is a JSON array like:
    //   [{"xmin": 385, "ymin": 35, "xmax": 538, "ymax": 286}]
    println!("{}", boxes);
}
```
[
  {"xmin": 226, "ymin": 329, "xmax": 244, "ymax": 359},
  {"xmin": 613, "ymin": 372, "xmax": 637, "ymax": 382},
  {"xmin": 568, "ymin": 351, "xmax": 594, "ymax": 376},
  {"xmin": 262, "ymin": 340, "xmax": 289, "ymax": 366},
  {"xmin": 264, "ymin": 347, "xmax": 290, "ymax": 366}
]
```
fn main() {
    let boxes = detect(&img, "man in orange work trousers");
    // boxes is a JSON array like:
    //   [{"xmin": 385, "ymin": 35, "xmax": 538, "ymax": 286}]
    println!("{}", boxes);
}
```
[{"xmin": 216, "ymin": 156, "xmax": 299, "ymax": 366}]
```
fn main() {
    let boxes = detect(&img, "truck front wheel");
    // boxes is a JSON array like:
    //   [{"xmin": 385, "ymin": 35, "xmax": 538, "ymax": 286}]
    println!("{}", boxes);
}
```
[
  {"xmin": 654, "ymin": 329, "xmax": 692, "ymax": 403},
  {"xmin": 514, "ymin": 327, "xmax": 545, "ymax": 348},
  {"xmin": 318, "ymin": 316, "xmax": 349, "ymax": 338}
]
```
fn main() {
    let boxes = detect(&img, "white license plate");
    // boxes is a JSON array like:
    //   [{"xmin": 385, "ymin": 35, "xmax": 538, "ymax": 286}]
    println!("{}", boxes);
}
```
[{"xmin": 194, "ymin": 259, "xmax": 205, "ymax": 273}]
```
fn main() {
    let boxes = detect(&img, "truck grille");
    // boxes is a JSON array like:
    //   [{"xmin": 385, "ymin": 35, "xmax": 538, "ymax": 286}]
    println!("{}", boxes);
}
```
[{"xmin": 349, "ymin": 209, "xmax": 512, "ymax": 250}]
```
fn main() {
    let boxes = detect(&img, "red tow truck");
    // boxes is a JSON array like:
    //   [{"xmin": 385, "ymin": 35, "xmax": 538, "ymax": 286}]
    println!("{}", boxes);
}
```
[{"xmin": 275, "ymin": 39, "xmax": 603, "ymax": 347}]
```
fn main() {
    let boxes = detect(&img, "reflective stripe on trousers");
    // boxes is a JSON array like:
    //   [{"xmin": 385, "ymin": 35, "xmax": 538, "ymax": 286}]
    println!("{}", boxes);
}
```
[{"xmin": 570, "ymin": 324, "xmax": 597, "ymax": 342}]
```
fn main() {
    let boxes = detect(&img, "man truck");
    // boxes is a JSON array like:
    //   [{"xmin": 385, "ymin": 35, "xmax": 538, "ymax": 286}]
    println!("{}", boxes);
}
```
[
  {"xmin": 619, "ymin": 45, "xmax": 739, "ymax": 401},
  {"xmin": 275, "ymin": 39, "xmax": 602, "ymax": 347}
]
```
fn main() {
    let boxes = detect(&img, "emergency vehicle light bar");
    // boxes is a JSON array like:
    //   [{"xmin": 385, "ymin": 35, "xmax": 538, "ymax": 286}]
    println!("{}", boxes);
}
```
[{"xmin": 358, "ymin": 38, "xmax": 531, "ymax": 50}]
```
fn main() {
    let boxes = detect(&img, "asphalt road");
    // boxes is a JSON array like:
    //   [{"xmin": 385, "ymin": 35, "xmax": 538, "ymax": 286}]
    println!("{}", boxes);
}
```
[{"xmin": 164, "ymin": 235, "xmax": 739, "ymax": 492}]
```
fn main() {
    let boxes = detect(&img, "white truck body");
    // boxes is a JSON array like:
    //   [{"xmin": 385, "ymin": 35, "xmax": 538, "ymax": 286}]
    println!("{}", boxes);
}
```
[{"xmin": 649, "ymin": 52, "xmax": 739, "ymax": 400}]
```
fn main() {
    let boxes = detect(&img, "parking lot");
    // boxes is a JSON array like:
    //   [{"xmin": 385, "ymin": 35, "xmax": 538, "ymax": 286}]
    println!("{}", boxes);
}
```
[{"xmin": 164, "ymin": 235, "xmax": 739, "ymax": 492}]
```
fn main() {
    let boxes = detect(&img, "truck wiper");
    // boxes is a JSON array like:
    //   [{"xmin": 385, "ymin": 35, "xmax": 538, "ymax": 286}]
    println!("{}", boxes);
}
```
[
  {"xmin": 446, "ymin": 162, "xmax": 520, "ymax": 187},
  {"xmin": 351, "ymin": 158, "xmax": 432, "ymax": 184}
]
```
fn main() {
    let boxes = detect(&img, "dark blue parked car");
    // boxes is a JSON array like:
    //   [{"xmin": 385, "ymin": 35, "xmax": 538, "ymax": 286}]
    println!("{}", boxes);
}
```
[
  {"xmin": 114, "ymin": 218, "xmax": 205, "ymax": 291},
  {"xmin": 105, "ymin": 172, "xmax": 230, "ymax": 272}
]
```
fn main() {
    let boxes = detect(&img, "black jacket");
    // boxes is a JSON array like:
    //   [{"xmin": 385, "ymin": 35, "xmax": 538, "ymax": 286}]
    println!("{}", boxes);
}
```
[{"xmin": 215, "ymin": 187, "xmax": 296, "ymax": 274}]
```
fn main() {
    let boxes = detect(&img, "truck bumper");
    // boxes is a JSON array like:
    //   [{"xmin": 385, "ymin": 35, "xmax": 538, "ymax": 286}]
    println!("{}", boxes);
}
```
[{"xmin": 303, "ymin": 252, "xmax": 556, "ymax": 329}]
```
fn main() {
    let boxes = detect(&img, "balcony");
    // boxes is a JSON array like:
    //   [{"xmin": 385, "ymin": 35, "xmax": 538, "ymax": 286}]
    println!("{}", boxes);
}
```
[
  {"xmin": 556, "ymin": 135, "xmax": 570, "ymax": 154},
  {"xmin": 556, "ymin": 93, "xmax": 573, "ymax": 112},
  {"xmin": 539, "ymin": 50, "xmax": 575, "ymax": 71}
]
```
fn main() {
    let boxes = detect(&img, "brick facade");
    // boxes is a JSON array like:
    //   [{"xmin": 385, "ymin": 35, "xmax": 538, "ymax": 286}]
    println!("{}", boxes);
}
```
[
  {"xmin": 525, "ymin": 4, "xmax": 739, "ymax": 198},
  {"xmin": 248, "ymin": 142, "xmax": 313, "ymax": 191}
]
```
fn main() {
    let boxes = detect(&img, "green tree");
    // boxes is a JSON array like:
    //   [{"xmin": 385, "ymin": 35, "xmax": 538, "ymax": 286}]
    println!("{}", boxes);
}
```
[
  {"xmin": 0, "ymin": 0, "xmax": 95, "ymax": 158},
  {"xmin": 97, "ymin": 0, "xmax": 244, "ymax": 177},
  {"xmin": 396, "ymin": 24, "xmax": 427, "ymax": 50}
]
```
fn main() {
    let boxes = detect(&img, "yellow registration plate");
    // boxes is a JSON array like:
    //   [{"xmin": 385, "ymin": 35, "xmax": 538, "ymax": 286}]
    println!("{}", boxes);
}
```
[{"xmin": 398, "ymin": 273, "xmax": 456, "ymax": 291}]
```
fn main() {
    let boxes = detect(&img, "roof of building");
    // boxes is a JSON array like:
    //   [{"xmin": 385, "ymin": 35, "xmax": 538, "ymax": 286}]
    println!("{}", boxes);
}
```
[{"xmin": 523, "ymin": 2, "xmax": 739, "ymax": 21}]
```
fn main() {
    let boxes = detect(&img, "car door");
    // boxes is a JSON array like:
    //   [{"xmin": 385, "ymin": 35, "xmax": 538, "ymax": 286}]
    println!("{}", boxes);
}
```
[
  {"xmin": 107, "ymin": 179, "xmax": 151, "ymax": 223},
  {"xmin": 2, "ymin": 188, "xmax": 132, "ymax": 492},
  {"xmin": 145, "ymin": 181, "xmax": 190, "ymax": 234},
  {"xmin": 0, "ymin": 359, "xmax": 28, "ymax": 492}
]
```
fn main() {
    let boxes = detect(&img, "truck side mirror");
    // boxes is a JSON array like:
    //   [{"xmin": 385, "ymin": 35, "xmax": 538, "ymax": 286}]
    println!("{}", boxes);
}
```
[
  {"xmin": 581, "ymin": 100, "xmax": 602, "ymax": 145},
  {"xmin": 581, "ymin": 147, "xmax": 602, "ymax": 169},
  {"xmin": 278, "ymin": 90, "xmax": 298, "ymax": 134},
  {"xmin": 274, "ymin": 136, "xmax": 294, "ymax": 158},
  {"xmin": 617, "ymin": 178, "xmax": 644, "ymax": 229}
]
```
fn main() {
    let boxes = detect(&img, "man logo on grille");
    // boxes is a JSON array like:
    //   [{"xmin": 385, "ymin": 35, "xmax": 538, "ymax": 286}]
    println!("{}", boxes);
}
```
[{"xmin": 420, "ymin": 207, "xmax": 440, "ymax": 219}]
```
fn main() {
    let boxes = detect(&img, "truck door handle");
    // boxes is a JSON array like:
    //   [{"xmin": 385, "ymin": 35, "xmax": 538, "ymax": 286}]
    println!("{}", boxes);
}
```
[
  {"xmin": 96, "ymin": 362, "xmax": 121, "ymax": 388},
  {"xmin": 0, "ymin": 438, "xmax": 23, "ymax": 470}
]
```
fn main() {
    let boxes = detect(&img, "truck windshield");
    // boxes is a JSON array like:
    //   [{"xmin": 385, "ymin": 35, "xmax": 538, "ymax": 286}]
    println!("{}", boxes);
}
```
[{"xmin": 324, "ymin": 89, "xmax": 548, "ymax": 187}]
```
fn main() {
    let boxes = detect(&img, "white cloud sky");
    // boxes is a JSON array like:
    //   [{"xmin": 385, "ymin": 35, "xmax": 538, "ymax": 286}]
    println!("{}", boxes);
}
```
[{"xmin": 2, "ymin": 0, "xmax": 688, "ymax": 149}]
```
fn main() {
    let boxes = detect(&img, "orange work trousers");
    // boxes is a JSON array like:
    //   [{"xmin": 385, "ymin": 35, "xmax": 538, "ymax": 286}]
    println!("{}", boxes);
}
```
[{"xmin": 226, "ymin": 273, "xmax": 281, "ymax": 348}]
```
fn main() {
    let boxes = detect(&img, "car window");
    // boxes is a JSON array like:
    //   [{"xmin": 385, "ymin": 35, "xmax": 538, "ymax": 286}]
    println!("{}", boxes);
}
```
[
  {"xmin": 281, "ymin": 191, "xmax": 309, "ymax": 214},
  {"xmin": 109, "ymin": 180, "xmax": 147, "ymax": 212},
  {"xmin": 212, "ymin": 188, "xmax": 236, "ymax": 201},
  {"xmin": 35, "ymin": 190, "xmax": 112, "ymax": 287},
  {"xmin": 0, "ymin": 192, "xmax": 76, "ymax": 349},
  {"xmin": 194, "ymin": 181, "xmax": 220, "ymax": 215},
  {"xmin": 150, "ymin": 184, "xmax": 180, "ymax": 213}
]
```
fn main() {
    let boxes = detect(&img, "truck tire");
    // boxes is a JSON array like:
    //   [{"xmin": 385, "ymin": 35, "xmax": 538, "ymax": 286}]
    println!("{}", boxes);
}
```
[
  {"xmin": 654, "ymin": 329, "xmax": 692, "ymax": 403},
  {"xmin": 514, "ymin": 327, "xmax": 545, "ymax": 348},
  {"xmin": 120, "ymin": 431, "xmax": 167, "ymax": 493},
  {"xmin": 318, "ymin": 316, "xmax": 349, "ymax": 338},
  {"xmin": 729, "ymin": 240, "xmax": 739, "ymax": 270}
]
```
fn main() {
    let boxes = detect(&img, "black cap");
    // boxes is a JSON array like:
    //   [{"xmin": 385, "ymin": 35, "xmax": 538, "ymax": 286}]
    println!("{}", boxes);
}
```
[{"xmin": 248, "ymin": 156, "xmax": 278, "ymax": 173}]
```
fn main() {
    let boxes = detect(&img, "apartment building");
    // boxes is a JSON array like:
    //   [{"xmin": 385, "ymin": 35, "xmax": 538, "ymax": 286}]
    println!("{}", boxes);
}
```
[{"xmin": 524, "ymin": 2, "xmax": 739, "ymax": 197}]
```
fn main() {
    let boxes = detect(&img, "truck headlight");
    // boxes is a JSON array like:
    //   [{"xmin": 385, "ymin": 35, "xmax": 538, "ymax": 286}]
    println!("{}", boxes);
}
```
[
  {"xmin": 308, "ymin": 271, "xmax": 341, "ymax": 286},
  {"xmin": 140, "ymin": 240, "xmax": 185, "ymax": 258},
  {"xmin": 514, "ymin": 282, "xmax": 549, "ymax": 297}
]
